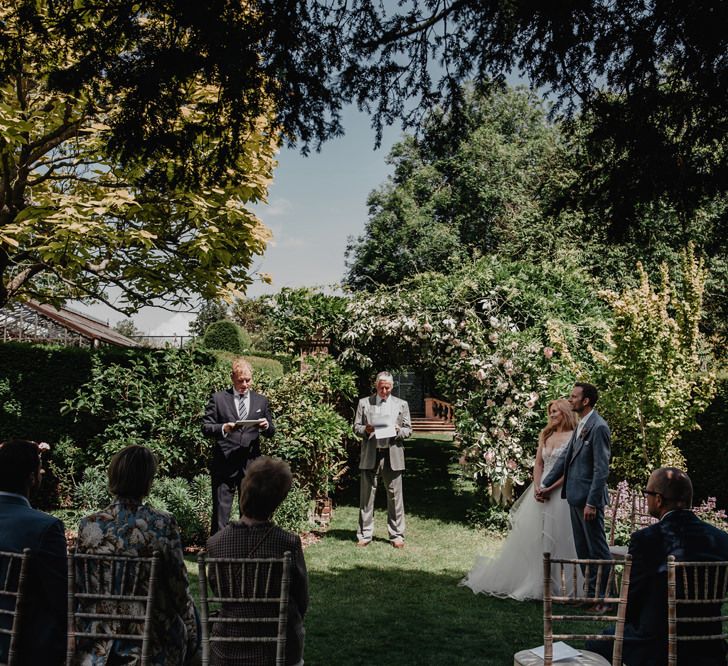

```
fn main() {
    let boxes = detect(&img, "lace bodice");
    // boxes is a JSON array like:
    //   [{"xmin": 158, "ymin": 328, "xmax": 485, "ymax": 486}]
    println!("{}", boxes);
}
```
[{"xmin": 542, "ymin": 442, "xmax": 569, "ymax": 478}]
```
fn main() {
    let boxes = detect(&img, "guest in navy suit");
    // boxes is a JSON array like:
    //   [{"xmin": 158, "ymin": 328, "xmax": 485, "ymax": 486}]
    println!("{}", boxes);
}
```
[
  {"xmin": 202, "ymin": 357, "xmax": 275, "ymax": 533},
  {"xmin": 589, "ymin": 467, "xmax": 728, "ymax": 666},
  {"xmin": 0, "ymin": 439, "xmax": 67, "ymax": 666}
]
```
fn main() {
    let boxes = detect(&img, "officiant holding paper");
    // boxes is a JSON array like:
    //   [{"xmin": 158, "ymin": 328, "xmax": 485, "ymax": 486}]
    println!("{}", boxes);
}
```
[
  {"xmin": 353, "ymin": 371, "xmax": 412, "ymax": 548},
  {"xmin": 202, "ymin": 357, "xmax": 275, "ymax": 534}
]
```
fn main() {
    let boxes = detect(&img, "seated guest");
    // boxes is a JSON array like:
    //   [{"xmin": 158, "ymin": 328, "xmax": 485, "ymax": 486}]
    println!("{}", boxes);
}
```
[
  {"xmin": 75, "ymin": 445, "xmax": 199, "ymax": 665},
  {"xmin": 589, "ymin": 467, "xmax": 728, "ymax": 666},
  {"xmin": 0, "ymin": 439, "xmax": 66, "ymax": 666},
  {"xmin": 206, "ymin": 456, "xmax": 309, "ymax": 666}
]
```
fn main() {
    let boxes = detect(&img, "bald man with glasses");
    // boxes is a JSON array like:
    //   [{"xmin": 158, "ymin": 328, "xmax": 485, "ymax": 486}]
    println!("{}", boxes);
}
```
[{"xmin": 589, "ymin": 467, "xmax": 728, "ymax": 666}]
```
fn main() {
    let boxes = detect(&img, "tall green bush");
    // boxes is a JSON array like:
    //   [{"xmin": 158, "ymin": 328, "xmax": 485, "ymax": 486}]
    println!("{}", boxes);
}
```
[
  {"xmin": 598, "ymin": 246, "xmax": 716, "ymax": 482},
  {"xmin": 259, "ymin": 356, "xmax": 356, "ymax": 498},
  {"xmin": 202, "ymin": 320, "xmax": 252, "ymax": 353},
  {"xmin": 64, "ymin": 347, "xmax": 228, "ymax": 480}
]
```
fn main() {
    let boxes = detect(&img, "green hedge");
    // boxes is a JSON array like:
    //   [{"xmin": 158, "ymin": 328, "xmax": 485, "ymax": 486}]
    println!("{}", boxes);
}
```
[
  {"xmin": 207, "ymin": 349, "xmax": 285, "ymax": 378},
  {"xmin": 202, "ymin": 319, "xmax": 251, "ymax": 353}
]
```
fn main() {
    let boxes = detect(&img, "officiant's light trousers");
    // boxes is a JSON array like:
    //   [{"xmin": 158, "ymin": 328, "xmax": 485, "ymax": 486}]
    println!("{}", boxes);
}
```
[{"xmin": 357, "ymin": 454, "xmax": 405, "ymax": 542}]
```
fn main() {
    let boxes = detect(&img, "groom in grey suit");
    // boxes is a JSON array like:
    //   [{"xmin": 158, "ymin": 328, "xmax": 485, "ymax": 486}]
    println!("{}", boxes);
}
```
[
  {"xmin": 354, "ymin": 371, "xmax": 412, "ymax": 548},
  {"xmin": 540, "ymin": 382, "xmax": 612, "ymax": 604}
]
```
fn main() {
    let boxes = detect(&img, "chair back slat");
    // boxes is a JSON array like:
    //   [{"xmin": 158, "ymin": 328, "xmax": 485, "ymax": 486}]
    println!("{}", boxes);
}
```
[
  {"xmin": 666, "ymin": 556, "xmax": 728, "ymax": 666},
  {"xmin": 0, "ymin": 548, "xmax": 31, "ymax": 666},
  {"xmin": 198, "ymin": 552, "xmax": 292, "ymax": 666},
  {"xmin": 541, "ymin": 552, "xmax": 632, "ymax": 666},
  {"xmin": 66, "ymin": 551, "xmax": 161, "ymax": 666}
]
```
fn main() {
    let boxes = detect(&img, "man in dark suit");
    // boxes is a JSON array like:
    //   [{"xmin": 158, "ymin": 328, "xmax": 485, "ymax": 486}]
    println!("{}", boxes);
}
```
[
  {"xmin": 0, "ymin": 439, "xmax": 67, "ymax": 666},
  {"xmin": 539, "ymin": 382, "xmax": 612, "ymax": 607},
  {"xmin": 202, "ymin": 357, "xmax": 275, "ymax": 534},
  {"xmin": 589, "ymin": 467, "xmax": 728, "ymax": 666}
]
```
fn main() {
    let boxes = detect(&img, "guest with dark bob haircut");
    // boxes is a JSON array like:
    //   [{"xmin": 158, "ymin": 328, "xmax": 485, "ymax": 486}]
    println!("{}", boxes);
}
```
[
  {"xmin": 75, "ymin": 445, "xmax": 199, "ymax": 665},
  {"xmin": 206, "ymin": 456, "xmax": 309, "ymax": 666}
]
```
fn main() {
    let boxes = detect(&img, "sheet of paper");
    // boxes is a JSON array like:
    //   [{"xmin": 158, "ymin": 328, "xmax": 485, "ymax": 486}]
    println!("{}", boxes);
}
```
[
  {"xmin": 529, "ymin": 642, "xmax": 581, "ymax": 661},
  {"xmin": 374, "ymin": 424, "xmax": 397, "ymax": 439}
]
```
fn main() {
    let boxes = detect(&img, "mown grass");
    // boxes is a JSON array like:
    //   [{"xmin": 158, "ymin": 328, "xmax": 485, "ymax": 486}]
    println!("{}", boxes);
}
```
[{"xmin": 187, "ymin": 435, "xmax": 548, "ymax": 665}]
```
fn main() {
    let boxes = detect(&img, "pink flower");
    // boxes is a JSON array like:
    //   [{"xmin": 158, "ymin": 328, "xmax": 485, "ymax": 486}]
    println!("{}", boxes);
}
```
[
  {"xmin": 543, "ymin": 347, "xmax": 554, "ymax": 359},
  {"xmin": 38, "ymin": 442, "xmax": 51, "ymax": 452},
  {"xmin": 486, "ymin": 399, "xmax": 495, "ymax": 407},
  {"xmin": 422, "ymin": 322, "xmax": 433, "ymax": 333},
  {"xmin": 506, "ymin": 459, "xmax": 517, "ymax": 470},
  {"xmin": 485, "ymin": 451, "xmax": 495, "ymax": 463},
  {"xmin": 475, "ymin": 368, "xmax": 487, "ymax": 381}
]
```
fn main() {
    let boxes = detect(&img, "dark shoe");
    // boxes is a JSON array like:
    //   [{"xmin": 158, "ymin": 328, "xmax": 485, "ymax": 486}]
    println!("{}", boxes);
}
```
[
  {"xmin": 356, "ymin": 540, "xmax": 371, "ymax": 547},
  {"xmin": 392, "ymin": 540, "xmax": 405, "ymax": 549}
]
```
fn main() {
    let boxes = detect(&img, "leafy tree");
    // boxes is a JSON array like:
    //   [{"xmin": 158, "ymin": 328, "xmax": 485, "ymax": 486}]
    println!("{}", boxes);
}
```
[
  {"xmin": 333, "ymin": 0, "xmax": 728, "ymax": 235},
  {"xmin": 598, "ymin": 246, "xmax": 717, "ymax": 482},
  {"xmin": 0, "ymin": 1, "xmax": 277, "ymax": 312},
  {"xmin": 230, "ymin": 297, "xmax": 276, "ymax": 351},
  {"xmin": 188, "ymin": 300, "xmax": 229, "ymax": 338},
  {"xmin": 262, "ymin": 287, "xmax": 348, "ymax": 355},
  {"xmin": 13, "ymin": 0, "xmax": 723, "ymax": 240},
  {"xmin": 345, "ymin": 86, "xmax": 571, "ymax": 289},
  {"xmin": 113, "ymin": 319, "xmax": 142, "ymax": 339}
]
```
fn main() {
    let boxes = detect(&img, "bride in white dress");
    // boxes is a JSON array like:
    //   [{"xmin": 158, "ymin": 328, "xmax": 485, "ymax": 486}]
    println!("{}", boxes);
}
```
[{"xmin": 462, "ymin": 399, "xmax": 581, "ymax": 600}]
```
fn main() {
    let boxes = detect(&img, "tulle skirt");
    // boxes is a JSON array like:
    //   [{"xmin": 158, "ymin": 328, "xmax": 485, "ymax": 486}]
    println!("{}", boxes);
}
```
[{"xmin": 461, "ymin": 483, "xmax": 582, "ymax": 600}]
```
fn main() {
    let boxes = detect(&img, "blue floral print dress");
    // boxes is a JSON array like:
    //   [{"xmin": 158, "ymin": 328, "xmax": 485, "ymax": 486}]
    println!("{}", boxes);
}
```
[{"xmin": 74, "ymin": 498, "xmax": 198, "ymax": 665}]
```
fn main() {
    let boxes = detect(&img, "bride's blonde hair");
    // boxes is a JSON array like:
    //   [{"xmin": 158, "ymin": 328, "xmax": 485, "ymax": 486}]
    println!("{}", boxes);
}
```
[{"xmin": 538, "ymin": 399, "xmax": 577, "ymax": 445}]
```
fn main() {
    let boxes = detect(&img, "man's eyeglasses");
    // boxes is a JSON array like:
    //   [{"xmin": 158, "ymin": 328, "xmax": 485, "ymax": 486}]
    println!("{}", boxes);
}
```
[{"xmin": 642, "ymin": 489, "xmax": 673, "ymax": 500}]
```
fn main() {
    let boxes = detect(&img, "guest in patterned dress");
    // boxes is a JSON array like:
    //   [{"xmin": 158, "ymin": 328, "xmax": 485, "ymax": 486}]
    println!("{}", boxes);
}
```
[
  {"xmin": 75, "ymin": 445, "xmax": 199, "ymax": 665},
  {"xmin": 206, "ymin": 456, "xmax": 309, "ymax": 666}
]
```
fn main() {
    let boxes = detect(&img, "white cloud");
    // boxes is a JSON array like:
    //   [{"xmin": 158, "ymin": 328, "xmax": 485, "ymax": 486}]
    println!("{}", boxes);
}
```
[
  {"xmin": 149, "ymin": 312, "xmax": 196, "ymax": 337},
  {"xmin": 262, "ymin": 197, "xmax": 292, "ymax": 217}
]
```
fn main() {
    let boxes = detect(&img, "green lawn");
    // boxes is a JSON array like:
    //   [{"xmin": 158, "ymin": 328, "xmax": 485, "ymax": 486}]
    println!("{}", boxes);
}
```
[{"xmin": 188, "ymin": 435, "xmax": 547, "ymax": 665}]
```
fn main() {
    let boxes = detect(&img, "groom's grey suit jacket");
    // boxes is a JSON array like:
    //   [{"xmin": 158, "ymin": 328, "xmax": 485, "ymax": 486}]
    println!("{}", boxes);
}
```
[
  {"xmin": 542, "ymin": 410, "xmax": 610, "ymax": 508},
  {"xmin": 353, "ymin": 395, "xmax": 412, "ymax": 471}
]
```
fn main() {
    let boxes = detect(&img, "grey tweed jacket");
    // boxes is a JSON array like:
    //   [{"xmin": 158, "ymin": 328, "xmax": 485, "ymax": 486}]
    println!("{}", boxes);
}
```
[{"xmin": 205, "ymin": 521, "xmax": 309, "ymax": 666}]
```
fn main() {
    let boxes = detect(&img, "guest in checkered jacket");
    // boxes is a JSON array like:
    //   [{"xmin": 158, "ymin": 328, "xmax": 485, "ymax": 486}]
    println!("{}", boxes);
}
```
[{"xmin": 206, "ymin": 456, "xmax": 309, "ymax": 666}]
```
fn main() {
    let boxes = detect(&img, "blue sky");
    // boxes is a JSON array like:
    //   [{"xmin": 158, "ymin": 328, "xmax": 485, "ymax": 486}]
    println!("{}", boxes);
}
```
[{"xmin": 76, "ymin": 107, "xmax": 403, "ymax": 335}]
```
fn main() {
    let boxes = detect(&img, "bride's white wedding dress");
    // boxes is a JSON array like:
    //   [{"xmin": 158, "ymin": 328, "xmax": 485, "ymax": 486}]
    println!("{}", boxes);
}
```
[{"xmin": 461, "ymin": 443, "xmax": 582, "ymax": 600}]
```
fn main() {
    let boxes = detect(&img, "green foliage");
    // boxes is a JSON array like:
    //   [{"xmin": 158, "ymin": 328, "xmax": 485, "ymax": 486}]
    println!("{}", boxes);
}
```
[
  {"xmin": 230, "ymin": 297, "xmax": 277, "ymax": 352},
  {"xmin": 113, "ymin": 320, "xmax": 142, "ymax": 339},
  {"xmin": 73, "ymin": 466, "xmax": 111, "ymax": 513},
  {"xmin": 598, "ymin": 246, "xmax": 717, "ymax": 482},
  {"xmin": 202, "ymin": 320, "xmax": 252, "ymax": 353},
  {"xmin": 263, "ymin": 287, "xmax": 348, "ymax": 355},
  {"xmin": 0, "ymin": 2, "xmax": 277, "ymax": 311},
  {"xmin": 340, "ymin": 255, "xmax": 610, "ymax": 485},
  {"xmin": 0, "ymin": 342, "xmax": 126, "ymax": 446},
  {"xmin": 206, "ymin": 350, "xmax": 285, "ymax": 378},
  {"xmin": 147, "ymin": 475, "xmax": 211, "ymax": 546},
  {"xmin": 272, "ymin": 482, "xmax": 313, "ymax": 534},
  {"xmin": 465, "ymin": 501, "xmax": 512, "ymax": 534},
  {"xmin": 345, "ymin": 86, "xmax": 572, "ymax": 289},
  {"xmin": 188, "ymin": 301, "xmax": 230, "ymax": 338},
  {"xmin": 261, "ymin": 356, "xmax": 356, "ymax": 498},
  {"xmin": 64, "ymin": 347, "xmax": 228, "ymax": 479}
]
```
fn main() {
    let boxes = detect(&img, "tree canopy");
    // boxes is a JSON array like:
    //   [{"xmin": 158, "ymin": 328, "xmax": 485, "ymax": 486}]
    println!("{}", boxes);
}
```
[
  {"xmin": 0, "ymin": 1, "xmax": 277, "ymax": 312},
  {"xmin": 345, "ymin": 86, "xmax": 571, "ymax": 289}
]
